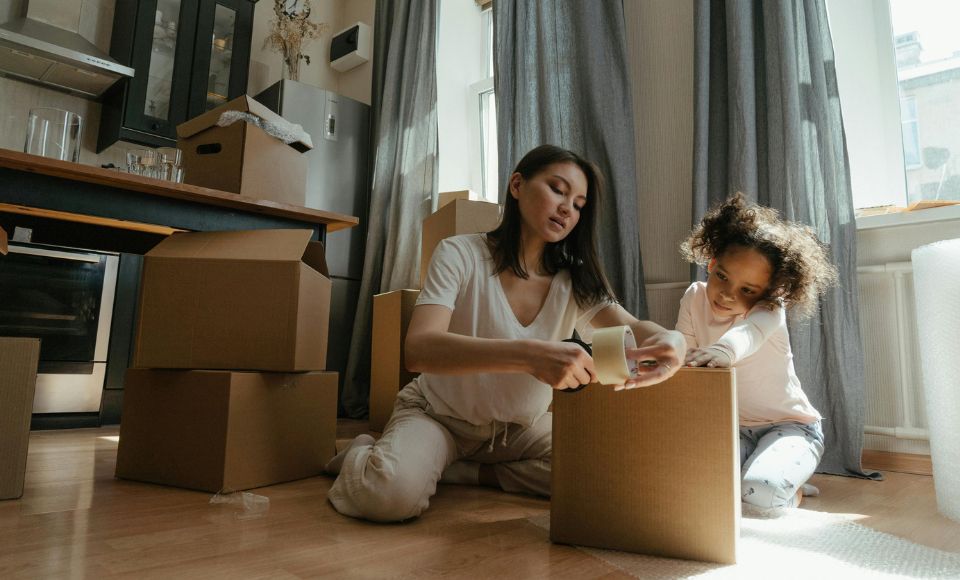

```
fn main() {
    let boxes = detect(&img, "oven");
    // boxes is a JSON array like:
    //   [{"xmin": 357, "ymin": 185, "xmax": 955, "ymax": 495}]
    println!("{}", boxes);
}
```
[{"xmin": 0, "ymin": 243, "xmax": 118, "ymax": 414}]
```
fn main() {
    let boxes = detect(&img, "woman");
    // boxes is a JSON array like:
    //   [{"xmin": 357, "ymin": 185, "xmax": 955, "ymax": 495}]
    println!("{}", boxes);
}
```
[{"xmin": 325, "ymin": 145, "xmax": 685, "ymax": 522}]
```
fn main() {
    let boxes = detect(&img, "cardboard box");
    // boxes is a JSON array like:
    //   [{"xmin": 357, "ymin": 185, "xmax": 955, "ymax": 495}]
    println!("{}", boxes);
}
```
[
  {"xmin": 369, "ymin": 289, "xmax": 420, "ymax": 431},
  {"xmin": 551, "ymin": 368, "xmax": 739, "ymax": 564},
  {"xmin": 177, "ymin": 95, "xmax": 312, "ymax": 206},
  {"xmin": 421, "ymin": 199, "xmax": 500, "ymax": 287},
  {"xmin": 437, "ymin": 190, "xmax": 472, "ymax": 209},
  {"xmin": 0, "ymin": 338, "xmax": 40, "ymax": 500},
  {"xmin": 134, "ymin": 229, "xmax": 331, "ymax": 372},
  {"xmin": 116, "ymin": 369, "xmax": 338, "ymax": 493}
]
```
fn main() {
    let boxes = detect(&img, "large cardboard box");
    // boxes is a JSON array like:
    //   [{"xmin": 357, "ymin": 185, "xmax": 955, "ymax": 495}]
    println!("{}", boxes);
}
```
[
  {"xmin": 177, "ymin": 95, "xmax": 312, "ymax": 206},
  {"xmin": 0, "ymin": 338, "xmax": 40, "ymax": 500},
  {"xmin": 134, "ymin": 229, "xmax": 331, "ymax": 372},
  {"xmin": 369, "ymin": 289, "xmax": 420, "ymax": 432},
  {"xmin": 116, "ymin": 369, "xmax": 338, "ymax": 493},
  {"xmin": 551, "ymin": 368, "xmax": 739, "ymax": 564},
  {"xmin": 437, "ymin": 190, "xmax": 471, "ymax": 209},
  {"xmin": 420, "ymin": 199, "xmax": 500, "ymax": 287}
]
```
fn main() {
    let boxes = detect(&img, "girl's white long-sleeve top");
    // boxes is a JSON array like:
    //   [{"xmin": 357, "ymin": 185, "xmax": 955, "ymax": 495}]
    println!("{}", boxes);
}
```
[{"xmin": 675, "ymin": 282, "xmax": 821, "ymax": 427}]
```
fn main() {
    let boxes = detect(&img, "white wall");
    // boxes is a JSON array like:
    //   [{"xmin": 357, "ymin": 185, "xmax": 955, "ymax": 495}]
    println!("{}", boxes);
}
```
[
  {"xmin": 248, "ymin": 0, "xmax": 374, "ymax": 103},
  {"xmin": 436, "ymin": 0, "xmax": 485, "ymax": 197},
  {"xmin": 623, "ymin": 0, "xmax": 695, "ymax": 329},
  {"xmin": 826, "ymin": 0, "xmax": 907, "ymax": 209}
]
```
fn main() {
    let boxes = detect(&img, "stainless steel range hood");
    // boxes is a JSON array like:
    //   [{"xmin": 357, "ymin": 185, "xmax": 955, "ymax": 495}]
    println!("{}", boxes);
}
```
[{"xmin": 0, "ymin": 2, "xmax": 134, "ymax": 99}]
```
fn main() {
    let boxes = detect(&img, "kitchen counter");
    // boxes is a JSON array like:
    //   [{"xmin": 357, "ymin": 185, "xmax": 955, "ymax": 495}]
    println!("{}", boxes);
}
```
[{"xmin": 0, "ymin": 148, "xmax": 358, "ymax": 253}]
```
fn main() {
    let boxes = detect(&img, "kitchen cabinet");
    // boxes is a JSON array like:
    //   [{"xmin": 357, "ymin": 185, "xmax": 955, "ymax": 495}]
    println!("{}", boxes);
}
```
[{"xmin": 97, "ymin": 0, "xmax": 255, "ymax": 151}]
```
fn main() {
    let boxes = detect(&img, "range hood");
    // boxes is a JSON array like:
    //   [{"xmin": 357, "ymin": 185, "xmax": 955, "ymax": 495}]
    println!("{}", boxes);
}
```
[{"xmin": 0, "ymin": 1, "xmax": 134, "ymax": 99}]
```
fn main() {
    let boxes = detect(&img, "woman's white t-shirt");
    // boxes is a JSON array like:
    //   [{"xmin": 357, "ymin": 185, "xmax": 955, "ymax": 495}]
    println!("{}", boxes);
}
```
[{"xmin": 414, "ymin": 234, "xmax": 611, "ymax": 427}]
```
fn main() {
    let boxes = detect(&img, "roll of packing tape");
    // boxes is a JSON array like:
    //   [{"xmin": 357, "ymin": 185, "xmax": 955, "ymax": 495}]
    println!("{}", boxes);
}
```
[{"xmin": 592, "ymin": 325, "xmax": 639, "ymax": 386}]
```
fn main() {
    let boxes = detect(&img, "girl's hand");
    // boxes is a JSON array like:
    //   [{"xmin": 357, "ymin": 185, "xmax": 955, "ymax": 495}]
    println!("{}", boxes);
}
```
[
  {"xmin": 684, "ymin": 346, "xmax": 732, "ymax": 368},
  {"xmin": 528, "ymin": 340, "xmax": 597, "ymax": 390},
  {"xmin": 619, "ymin": 329, "xmax": 685, "ymax": 390}
]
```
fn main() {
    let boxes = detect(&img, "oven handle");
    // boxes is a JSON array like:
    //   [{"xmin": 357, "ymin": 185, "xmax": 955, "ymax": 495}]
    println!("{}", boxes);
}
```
[{"xmin": 7, "ymin": 245, "xmax": 102, "ymax": 263}]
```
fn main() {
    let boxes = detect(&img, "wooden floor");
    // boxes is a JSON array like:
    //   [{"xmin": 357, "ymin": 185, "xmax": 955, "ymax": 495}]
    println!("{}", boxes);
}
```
[{"xmin": 1, "ymin": 424, "xmax": 958, "ymax": 579}]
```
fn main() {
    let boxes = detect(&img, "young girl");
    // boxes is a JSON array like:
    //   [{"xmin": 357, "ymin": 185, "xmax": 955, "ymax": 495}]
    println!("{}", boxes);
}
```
[
  {"xmin": 325, "ymin": 144, "xmax": 686, "ymax": 522},
  {"xmin": 677, "ymin": 193, "xmax": 838, "ymax": 511}
]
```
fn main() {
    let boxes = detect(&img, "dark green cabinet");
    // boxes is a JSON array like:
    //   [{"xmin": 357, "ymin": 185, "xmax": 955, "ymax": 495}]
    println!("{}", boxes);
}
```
[{"xmin": 97, "ymin": 0, "xmax": 255, "ymax": 151}]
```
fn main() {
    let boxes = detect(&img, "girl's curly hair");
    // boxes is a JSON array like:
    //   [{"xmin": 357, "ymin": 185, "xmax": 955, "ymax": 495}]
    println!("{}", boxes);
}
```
[{"xmin": 681, "ymin": 193, "xmax": 838, "ymax": 319}]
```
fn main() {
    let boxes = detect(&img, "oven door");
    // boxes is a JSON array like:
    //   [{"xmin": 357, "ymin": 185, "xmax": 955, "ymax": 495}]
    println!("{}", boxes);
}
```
[{"xmin": 0, "ymin": 244, "xmax": 118, "ymax": 413}]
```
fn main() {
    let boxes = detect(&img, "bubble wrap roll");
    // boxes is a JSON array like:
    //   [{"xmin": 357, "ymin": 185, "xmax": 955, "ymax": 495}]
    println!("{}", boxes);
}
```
[{"xmin": 912, "ymin": 238, "xmax": 960, "ymax": 522}]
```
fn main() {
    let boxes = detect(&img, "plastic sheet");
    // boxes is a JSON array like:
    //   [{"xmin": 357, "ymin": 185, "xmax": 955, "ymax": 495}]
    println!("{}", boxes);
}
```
[{"xmin": 912, "ymin": 238, "xmax": 960, "ymax": 522}]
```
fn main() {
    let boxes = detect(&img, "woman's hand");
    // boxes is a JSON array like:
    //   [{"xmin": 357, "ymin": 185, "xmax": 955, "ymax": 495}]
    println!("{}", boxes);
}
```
[
  {"xmin": 619, "ymin": 329, "xmax": 685, "ymax": 390},
  {"xmin": 528, "ymin": 340, "xmax": 598, "ymax": 390},
  {"xmin": 684, "ymin": 346, "xmax": 733, "ymax": 368}
]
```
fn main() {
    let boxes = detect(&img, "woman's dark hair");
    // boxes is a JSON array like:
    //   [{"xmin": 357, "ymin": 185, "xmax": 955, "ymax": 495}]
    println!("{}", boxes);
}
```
[
  {"xmin": 485, "ymin": 144, "xmax": 616, "ymax": 309},
  {"xmin": 681, "ymin": 192, "xmax": 838, "ymax": 319}
]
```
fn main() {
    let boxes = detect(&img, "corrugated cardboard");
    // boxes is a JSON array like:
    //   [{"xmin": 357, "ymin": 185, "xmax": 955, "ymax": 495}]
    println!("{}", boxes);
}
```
[
  {"xmin": 369, "ymin": 289, "xmax": 420, "ymax": 432},
  {"xmin": 0, "ymin": 226, "xmax": 7, "ymax": 254},
  {"xmin": 116, "ymin": 369, "xmax": 338, "ymax": 493},
  {"xmin": 177, "ymin": 95, "xmax": 311, "ymax": 206},
  {"xmin": 420, "ymin": 199, "xmax": 500, "ymax": 287},
  {"xmin": 551, "ymin": 368, "xmax": 739, "ymax": 564},
  {"xmin": 437, "ymin": 190, "xmax": 471, "ymax": 209},
  {"xmin": 0, "ymin": 338, "xmax": 40, "ymax": 500},
  {"xmin": 134, "ymin": 229, "xmax": 331, "ymax": 372}
]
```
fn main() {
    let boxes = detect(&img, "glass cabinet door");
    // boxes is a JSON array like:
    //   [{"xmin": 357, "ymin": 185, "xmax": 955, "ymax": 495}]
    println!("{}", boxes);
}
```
[
  {"xmin": 123, "ymin": 0, "xmax": 198, "ymax": 142},
  {"xmin": 190, "ymin": 0, "xmax": 254, "ymax": 115},
  {"xmin": 142, "ymin": 0, "xmax": 181, "ymax": 120}
]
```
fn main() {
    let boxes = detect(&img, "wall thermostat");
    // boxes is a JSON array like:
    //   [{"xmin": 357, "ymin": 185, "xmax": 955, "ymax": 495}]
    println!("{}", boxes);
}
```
[{"xmin": 330, "ymin": 22, "xmax": 372, "ymax": 72}]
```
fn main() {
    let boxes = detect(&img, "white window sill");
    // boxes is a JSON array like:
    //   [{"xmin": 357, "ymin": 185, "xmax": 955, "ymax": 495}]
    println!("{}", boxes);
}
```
[{"xmin": 856, "ymin": 204, "xmax": 960, "ymax": 231}]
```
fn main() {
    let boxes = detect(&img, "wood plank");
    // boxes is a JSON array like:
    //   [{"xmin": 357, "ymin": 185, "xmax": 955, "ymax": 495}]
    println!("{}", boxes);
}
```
[
  {"xmin": 0, "ymin": 203, "xmax": 183, "ymax": 236},
  {"xmin": 862, "ymin": 449, "xmax": 933, "ymax": 476},
  {"xmin": 4, "ymin": 426, "xmax": 959, "ymax": 578},
  {"xmin": 0, "ymin": 149, "xmax": 359, "ymax": 232}
]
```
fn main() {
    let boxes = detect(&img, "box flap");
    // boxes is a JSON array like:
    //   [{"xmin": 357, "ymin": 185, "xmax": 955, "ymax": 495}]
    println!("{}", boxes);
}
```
[
  {"xmin": 301, "ymin": 241, "xmax": 329, "ymax": 277},
  {"xmin": 176, "ymin": 95, "xmax": 313, "ymax": 152},
  {"xmin": 145, "ymin": 229, "xmax": 316, "ymax": 262}
]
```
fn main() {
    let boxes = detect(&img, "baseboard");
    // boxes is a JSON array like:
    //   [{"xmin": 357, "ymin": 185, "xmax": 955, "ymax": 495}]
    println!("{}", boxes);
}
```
[{"xmin": 862, "ymin": 449, "xmax": 933, "ymax": 476}]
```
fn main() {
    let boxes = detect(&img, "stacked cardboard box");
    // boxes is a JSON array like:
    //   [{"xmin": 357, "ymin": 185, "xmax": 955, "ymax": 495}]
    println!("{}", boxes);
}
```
[
  {"xmin": 368, "ymin": 193, "xmax": 501, "ymax": 431},
  {"xmin": 117, "ymin": 229, "xmax": 338, "ymax": 493},
  {"xmin": 177, "ymin": 95, "xmax": 312, "ymax": 207},
  {"xmin": 551, "ymin": 368, "xmax": 740, "ymax": 564}
]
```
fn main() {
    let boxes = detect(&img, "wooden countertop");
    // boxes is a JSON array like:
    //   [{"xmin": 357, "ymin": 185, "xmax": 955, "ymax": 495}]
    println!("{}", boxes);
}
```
[{"xmin": 0, "ymin": 149, "xmax": 359, "ymax": 232}]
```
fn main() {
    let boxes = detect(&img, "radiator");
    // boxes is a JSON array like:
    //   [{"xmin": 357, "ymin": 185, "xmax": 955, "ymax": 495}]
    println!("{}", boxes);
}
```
[{"xmin": 857, "ymin": 263, "xmax": 931, "ymax": 455}]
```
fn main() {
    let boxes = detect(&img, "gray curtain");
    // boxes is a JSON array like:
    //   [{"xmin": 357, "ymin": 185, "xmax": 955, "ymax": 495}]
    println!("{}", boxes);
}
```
[
  {"xmin": 340, "ymin": 0, "xmax": 439, "ymax": 418},
  {"xmin": 493, "ymin": 0, "xmax": 647, "ymax": 317},
  {"xmin": 693, "ymin": 0, "xmax": 879, "ymax": 478}
]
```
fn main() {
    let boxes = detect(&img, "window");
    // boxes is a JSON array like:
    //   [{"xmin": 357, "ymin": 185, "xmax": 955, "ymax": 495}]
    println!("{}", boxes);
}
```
[
  {"xmin": 900, "ymin": 96, "xmax": 921, "ymax": 169},
  {"xmin": 436, "ymin": 0, "xmax": 496, "ymax": 203},
  {"xmin": 829, "ymin": 0, "xmax": 960, "ymax": 209},
  {"xmin": 473, "ymin": 6, "xmax": 497, "ymax": 202},
  {"xmin": 890, "ymin": 0, "xmax": 960, "ymax": 203}
]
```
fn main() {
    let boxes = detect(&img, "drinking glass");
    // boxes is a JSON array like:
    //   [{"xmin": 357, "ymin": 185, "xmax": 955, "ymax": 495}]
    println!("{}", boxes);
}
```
[
  {"xmin": 24, "ymin": 108, "xmax": 83, "ymax": 162},
  {"xmin": 156, "ymin": 147, "xmax": 184, "ymax": 182},
  {"xmin": 126, "ymin": 148, "xmax": 160, "ymax": 178}
]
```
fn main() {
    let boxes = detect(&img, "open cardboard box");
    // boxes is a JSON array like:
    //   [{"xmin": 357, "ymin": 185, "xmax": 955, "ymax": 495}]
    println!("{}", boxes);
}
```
[
  {"xmin": 116, "ymin": 369, "xmax": 338, "ymax": 493},
  {"xmin": 177, "ymin": 95, "xmax": 312, "ymax": 206},
  {"xmin": 420, "ymin": 199, "xmax": 500, "ymax": 287},
  {"xmin": 369, "ymin": 289, "xmax": 420, "ymax": 432},
  {"xmin": 551, "ymin": 368, "xmax": 740, "ymax": 564},
  {"xmin": 134, "ymin": 229, "xmax": 331, "ymax": 372},
  {"xmin": 0, "ymin": 338, "xmax": 40, "ymax": 500}
]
